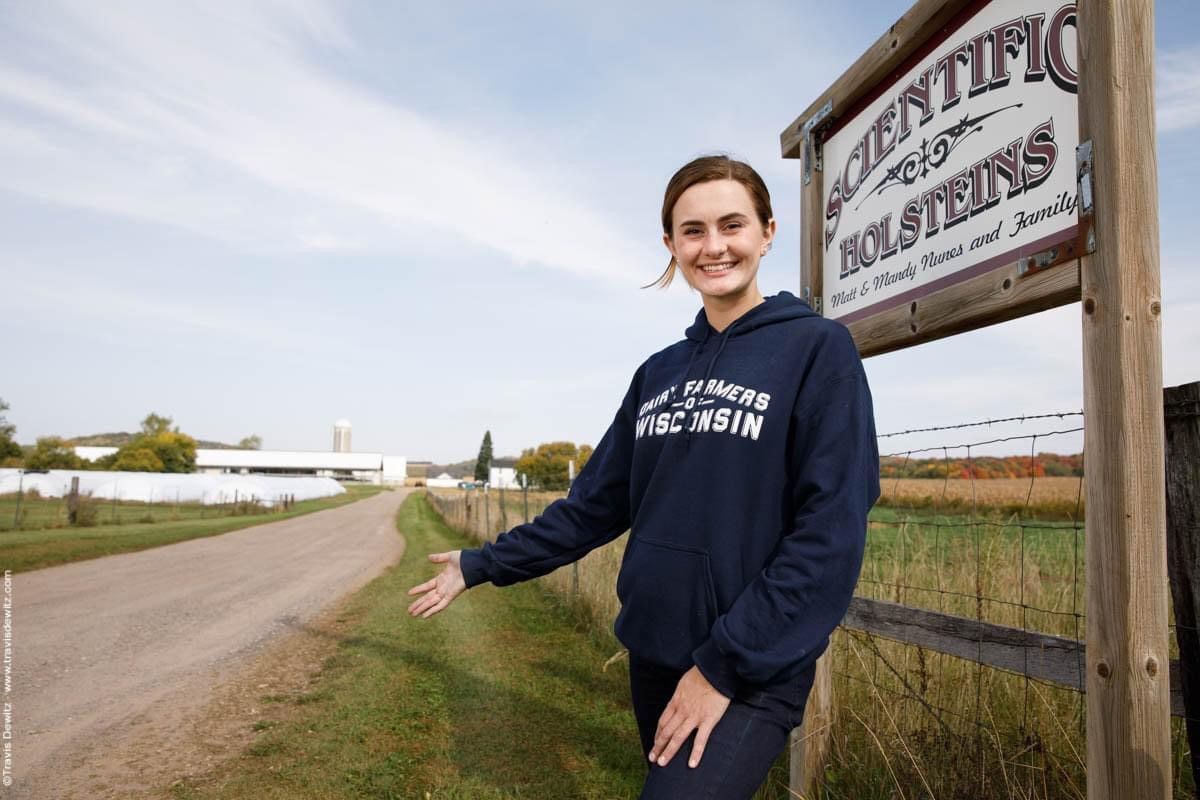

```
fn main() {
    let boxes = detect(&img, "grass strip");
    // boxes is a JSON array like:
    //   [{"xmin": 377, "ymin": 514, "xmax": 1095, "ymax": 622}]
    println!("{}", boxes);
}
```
[
  {"xmin": 170, "ymin": 491, "xmax": 650, "ymax": 800},
  {"xmin": 0, "ymin": 485, "xmax": 386, "ymax": 573}
]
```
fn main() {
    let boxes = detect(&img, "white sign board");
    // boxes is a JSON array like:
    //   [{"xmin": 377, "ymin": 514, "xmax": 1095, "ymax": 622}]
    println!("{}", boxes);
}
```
[{"xmin": 821, "ymin": 0, "xmax": 1079, "ymax": 323}]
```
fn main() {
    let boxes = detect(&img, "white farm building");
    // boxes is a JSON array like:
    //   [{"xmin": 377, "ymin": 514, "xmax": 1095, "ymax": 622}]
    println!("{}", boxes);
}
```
[
  {"xmin": 0, "ymin": 469, "xmax": 348, "ymax": 506},
  {"xmin": 73, "ymin": 447, "xmax": 407, "ymax": 485}
]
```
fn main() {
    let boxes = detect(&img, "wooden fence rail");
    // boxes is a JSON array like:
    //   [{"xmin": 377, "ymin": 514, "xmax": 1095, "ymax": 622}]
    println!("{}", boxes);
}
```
[{"xmin": 841, "ymin": 596, "xmax": 1185, "ymax": 718}]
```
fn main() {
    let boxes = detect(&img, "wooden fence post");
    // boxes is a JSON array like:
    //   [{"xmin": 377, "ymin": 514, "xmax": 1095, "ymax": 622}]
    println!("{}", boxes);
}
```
[
  {"xmin": 1165, "ymin": 381, "xmax": 1200, "ymax": 789},
  {"xmin": 1078, "ymin": 1, "xmax": 1172, "ymax": 797},
  {"xmin": 499, "ymin": 484, "xmax": 507, "ymax": 531},
  {"xmin": 66, "ymin": 476, "xmax": 80, "ymax": 525},
  {"xmin": 790, "ymin": 650, "xmax": 833, "ymax": 799},
  {"xmin": 789, "ymin": 55, "xmax": 833, "ymax": 798}
]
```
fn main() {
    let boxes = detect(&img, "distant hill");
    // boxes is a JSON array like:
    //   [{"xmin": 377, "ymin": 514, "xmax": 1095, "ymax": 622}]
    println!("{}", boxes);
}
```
[{"xmin": 68, "ymin": 432, "xmax": 240, "ymax": 450}]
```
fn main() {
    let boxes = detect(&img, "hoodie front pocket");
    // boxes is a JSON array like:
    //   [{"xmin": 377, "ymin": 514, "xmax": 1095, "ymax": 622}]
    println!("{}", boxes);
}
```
[{"xmin": 614, "ymin": 537, "xmax": 719, "ymax": 670}]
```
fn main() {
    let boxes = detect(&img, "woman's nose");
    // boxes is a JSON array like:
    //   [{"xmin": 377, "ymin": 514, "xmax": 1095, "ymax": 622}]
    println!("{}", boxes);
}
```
[{"xmin": 702, "ymin": 233, "xmax": 727, "ymax": 256}]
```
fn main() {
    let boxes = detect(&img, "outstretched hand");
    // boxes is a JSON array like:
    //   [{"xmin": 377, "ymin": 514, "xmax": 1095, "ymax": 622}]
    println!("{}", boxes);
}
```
[
  {"xmin": 406, "ymin": 551, "xmax": 467, "ymax": 618},
  {"xmin": 649, "ymin": 666, "xmax": 731, "ymax": 769}
]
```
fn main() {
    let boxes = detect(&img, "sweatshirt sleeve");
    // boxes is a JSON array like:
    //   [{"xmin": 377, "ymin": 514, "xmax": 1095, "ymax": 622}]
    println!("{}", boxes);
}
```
[
  {"xmin": 458, "ymin": 366, "xmax": 642, "ymax": 588},
  {"xmin": 692, "ymin": 340, "xmax": 880, "ymax": 697}
]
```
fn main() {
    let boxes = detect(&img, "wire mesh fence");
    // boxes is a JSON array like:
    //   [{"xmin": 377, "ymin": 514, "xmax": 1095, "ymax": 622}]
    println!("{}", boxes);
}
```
[
  {"xmin": 426, "ymin": 406, "xmax": 1198, "ymax": 799},
  {"xmin": 834, "ymin": 413, "xmax": 1092, "ymax": 798},
  {"xmin": 0, "ymin": 490, "xmax": 294, "ymax": 531}
]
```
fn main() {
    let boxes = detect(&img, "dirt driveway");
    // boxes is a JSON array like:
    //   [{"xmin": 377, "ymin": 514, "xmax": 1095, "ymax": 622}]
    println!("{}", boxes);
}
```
[{"xmin": 9, "ymin": 487, "xmax": 409, "ymax": 799}]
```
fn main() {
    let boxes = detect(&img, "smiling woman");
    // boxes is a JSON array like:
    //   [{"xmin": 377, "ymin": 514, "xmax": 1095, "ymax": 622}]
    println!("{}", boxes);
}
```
[
  {"xmin": 648, "ymin": 157, "xmax": 777, "ymax": 333},
  {"xmin": 407, "ymin": 154, "xmax": 881, "ymax": 800}
]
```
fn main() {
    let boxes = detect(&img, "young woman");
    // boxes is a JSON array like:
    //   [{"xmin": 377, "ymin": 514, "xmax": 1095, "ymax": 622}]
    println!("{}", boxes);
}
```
[{"xmin": 407, "ymin": 154, "xmax": 880, "ymax": 799}]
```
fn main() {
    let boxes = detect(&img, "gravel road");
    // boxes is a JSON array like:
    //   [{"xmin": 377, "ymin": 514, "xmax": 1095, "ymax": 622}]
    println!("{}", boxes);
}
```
[{"xmin": 7, "ymin": 487, "xmax": 410, "ymax": 799}]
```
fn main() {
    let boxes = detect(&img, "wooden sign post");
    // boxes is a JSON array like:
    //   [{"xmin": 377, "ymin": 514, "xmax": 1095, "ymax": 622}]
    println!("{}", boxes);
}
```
[
  {"xmin": 780, "ymin": 1, "xmax": 1170, "ymax": 797},
  {"xmin": 1076, "ymin": 2, "xmax": 1170, "ymax": 797}
]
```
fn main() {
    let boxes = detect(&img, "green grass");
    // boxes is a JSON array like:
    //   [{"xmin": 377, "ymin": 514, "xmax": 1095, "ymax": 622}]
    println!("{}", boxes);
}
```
[
  {"xmin": 0, "ymin": 484, "xmax": 389, "ymax": 532},
  {"xmin": 433, "ymin": 489, "xmax": 1195, "ymax": 799},
  {"xmin": 860, "ymin": 505, "xmax": 1086, "ymax": 636},
  {"xmin": 169, "ymin": 492, "xmax": 652, "ymax": 800},
  {"xmin": 425, "ymin": 490, "xmax": 794, "ymax": 798},
  {"xmin": 0, "ymin": 485, "xmax": 386, "ymax": 572},
  {"xmin": 0, "ymin": 492, "xmax": 238, "ymax": 531},
  {"xmin": 822, "ymin": 505, "xmax": 1196, "ymax": 800}
]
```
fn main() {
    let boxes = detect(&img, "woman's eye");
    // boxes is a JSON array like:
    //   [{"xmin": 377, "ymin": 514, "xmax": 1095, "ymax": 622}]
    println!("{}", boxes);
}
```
[
  {"xmin": 683, "ymin": 228, "xmax": 702, "ymax": 236},
  {"xmin": 725, "ymin": 222, "xmax": 743, "ymax": 231}
]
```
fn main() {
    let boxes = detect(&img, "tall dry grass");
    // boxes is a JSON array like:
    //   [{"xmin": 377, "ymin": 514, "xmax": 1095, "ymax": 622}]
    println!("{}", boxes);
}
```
[
  {"xmin": 425, "ymin": 482, "xmax": 1195, "ymax": 799},
  {"xmin": 425, "ymin": 487, "xmax": 624, "ymax": 644},
  {"xmin": 875, "ymin": 476, "xmax": 1086, "ymax": 521}
]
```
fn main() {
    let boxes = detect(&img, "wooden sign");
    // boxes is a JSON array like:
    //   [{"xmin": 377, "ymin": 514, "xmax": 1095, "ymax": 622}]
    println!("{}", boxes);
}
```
[
  {"xmin": 783, "ymin": 0, "xmax": 1085, "ymax": 357},
  {"xmin": 783, "ymin": 2, "xmax": 1171, "ymax": 799}
]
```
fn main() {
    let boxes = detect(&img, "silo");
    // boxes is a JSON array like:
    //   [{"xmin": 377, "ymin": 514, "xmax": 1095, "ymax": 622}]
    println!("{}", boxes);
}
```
[{"xmin": 333, "ymin": 419, "xmax": 352, "ymax": 453}]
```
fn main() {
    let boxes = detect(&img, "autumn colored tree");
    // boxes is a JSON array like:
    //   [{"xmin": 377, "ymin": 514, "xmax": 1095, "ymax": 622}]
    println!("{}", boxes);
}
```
[
  {"xmin": 111, "ymin": 447, "xmax": 166, "ymax": 472},
  {"xmin": 0, "ymin": 398, "xmax": 21, "ymax": 465},
  {"xmin": 515, "ymin": 441, "xmax": 594, "ymax": 491},
  {"xmin": 24, "ymin": 437, "xmax": 87, "ymax": 470},
  {"xmin": 95, "ymin": 414, "xmax": 197, "ymax": 473},
  {"xmin": 140, "ymin": 412, "xmax": 174, "ymax": 436}
]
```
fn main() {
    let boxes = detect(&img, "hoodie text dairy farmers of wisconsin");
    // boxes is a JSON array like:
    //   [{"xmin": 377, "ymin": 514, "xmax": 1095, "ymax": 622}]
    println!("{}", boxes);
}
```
[{"xmin": 460, "ymin": 292, "xmax": 881, "ymax": 697}]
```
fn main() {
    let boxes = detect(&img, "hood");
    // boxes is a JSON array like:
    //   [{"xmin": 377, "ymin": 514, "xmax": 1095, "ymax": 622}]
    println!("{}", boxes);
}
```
[
  {"xmin": 684, "ymin": 291, "xmax": 818, "ymax": 342},
  {"xmin": 679, "ymin": 291, "xmax": 818, "ymax": 445}
]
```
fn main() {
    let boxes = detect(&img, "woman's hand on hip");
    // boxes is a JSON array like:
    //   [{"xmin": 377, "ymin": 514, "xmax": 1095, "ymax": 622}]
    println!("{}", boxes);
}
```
[
  {"xmin": 649, "ymin": 665, "xmax": 731, "ymax": 769},
  {"xmin": 406, "ymin": 551, "xmax": 466, "ymax": 618}
]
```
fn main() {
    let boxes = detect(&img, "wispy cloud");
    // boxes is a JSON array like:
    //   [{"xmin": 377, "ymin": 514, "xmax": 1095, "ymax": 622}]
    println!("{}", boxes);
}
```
[
  {"xmin": 0, "ymin": 1, "xmax": 651, "ymax": 282},
  {"xmin": 1158, "ymin": 48, "xmax": 1200, "ymax": 132},
  {"xmin": 6, "ymin": 261, "xmax": 372, "ymax": 358}
]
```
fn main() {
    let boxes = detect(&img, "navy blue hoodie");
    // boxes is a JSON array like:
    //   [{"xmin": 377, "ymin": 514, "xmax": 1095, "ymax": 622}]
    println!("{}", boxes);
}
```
[{"xmin": 459, "ymin": 291, "xmax": 880, "ymax": 697}]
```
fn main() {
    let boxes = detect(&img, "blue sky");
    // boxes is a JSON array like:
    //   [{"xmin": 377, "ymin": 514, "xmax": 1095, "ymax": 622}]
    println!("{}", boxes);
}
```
[{"xmin": 2, "ymin": 0, "xmax": 1197, "ymax": 464}]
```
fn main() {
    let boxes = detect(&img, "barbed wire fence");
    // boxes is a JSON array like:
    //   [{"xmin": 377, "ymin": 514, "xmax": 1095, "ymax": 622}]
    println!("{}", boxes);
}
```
[
  {"xmin": 426, "ymin": 399, "xmax": 1199, "ymax": 799},
  {"xmin": 818, "ymin": 402, "xmax": 1195, "ymax": 800},
  {"xmin": 833, "ymin": 412, "xmax": 1092, "ymax": 798}
]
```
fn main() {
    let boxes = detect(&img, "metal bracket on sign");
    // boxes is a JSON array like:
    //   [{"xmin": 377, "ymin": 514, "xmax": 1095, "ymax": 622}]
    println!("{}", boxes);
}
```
[
  {"xmin": 803, "ymin": 286, "xmax": 824, "ymax": 314},
  {"xmin": 1018, "ymin": 247, "xmax": 1060, "ymax": 277},
  {"xmin": 1017, "ymin": 234, "xmax": 1082, "ymax": 278},
  {"xmin": 1076, "ymin": 140, "xmax": 1094, "ymax": 217},
  {"xmin": 1075, "ymin": 140, "xmax": 1098, "ymax": 256},
  {"xmin": 801, "ymin": 100, "xmax": 833, "ymax": 185}
]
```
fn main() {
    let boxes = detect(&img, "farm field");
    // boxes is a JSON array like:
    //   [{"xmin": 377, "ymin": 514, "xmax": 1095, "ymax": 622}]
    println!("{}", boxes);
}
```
[
  {"xmin": 875, "ymin": 476, "xmax": 1085, "ymax": 520},
  {"xmin": 0, "ymin": 484, "xmax": 387, "ymax": 572},
  {"xmin": 0, "ymin": 483, "xmax": 383, "ymax": 532}
]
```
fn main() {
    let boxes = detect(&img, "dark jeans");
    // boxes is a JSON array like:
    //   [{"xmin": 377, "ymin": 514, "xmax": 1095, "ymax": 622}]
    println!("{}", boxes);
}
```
[{"xmin": 628, "ymin": 655, "xmax": 816, "ymax": 800}]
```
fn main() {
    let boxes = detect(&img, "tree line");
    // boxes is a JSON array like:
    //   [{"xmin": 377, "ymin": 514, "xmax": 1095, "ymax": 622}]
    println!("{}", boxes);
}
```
[
  {"xmin": 0, "ymin": 399, "xmax": 261, "ymax": 473},
  {"xmin": 468, "ymin": 429, "xmax": 594, "ymax": 491},
  {"xmin": 879, "ymin": 452, "xmax": 1083, "ymax": 479}
]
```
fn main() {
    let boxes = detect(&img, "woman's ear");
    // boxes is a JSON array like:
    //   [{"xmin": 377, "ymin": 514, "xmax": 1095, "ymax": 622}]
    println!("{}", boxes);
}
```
[
  {"xmin": 662, "ymin": 231, "xmax": 676, "ymax": 261},
  {"xmin": 763, "ymin": 218, "xmax": 777, "ymax": 247}
]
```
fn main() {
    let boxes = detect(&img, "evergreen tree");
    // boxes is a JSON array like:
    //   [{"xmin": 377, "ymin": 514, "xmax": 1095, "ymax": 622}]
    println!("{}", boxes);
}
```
[{"xmin": 474, "ymin": 430, "xmax": 493, "ymax": 483}]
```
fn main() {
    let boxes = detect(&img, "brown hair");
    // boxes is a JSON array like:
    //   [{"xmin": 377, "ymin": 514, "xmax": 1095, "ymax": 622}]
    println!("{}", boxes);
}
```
[{"xmin": 644, "ymin": 154, "xmax": 774, "ymax": 290}]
